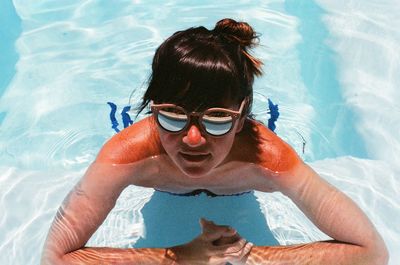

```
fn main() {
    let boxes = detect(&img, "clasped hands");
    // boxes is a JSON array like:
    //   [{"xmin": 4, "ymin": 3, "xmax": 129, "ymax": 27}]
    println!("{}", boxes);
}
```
[{"xmin": 167, "ymin": 218, "xmax": 253, "ymax": 265}]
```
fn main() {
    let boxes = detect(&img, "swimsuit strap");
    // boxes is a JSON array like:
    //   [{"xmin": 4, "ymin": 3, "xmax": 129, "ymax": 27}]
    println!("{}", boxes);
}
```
[
  {"xmin": 154, "ymin": 189, "xmax": 252, "ymax": 197},
  {"xmin": 267, "ymin": 98, "xmax": 279, "ymax": 132},
  {"xmin": 107, "ymin": 99, "xmax": 279, "ymax": 133}
]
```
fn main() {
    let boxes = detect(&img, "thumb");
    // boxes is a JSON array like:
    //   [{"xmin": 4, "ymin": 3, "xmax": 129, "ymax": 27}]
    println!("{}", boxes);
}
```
[
  {"xmin": 199, "ymin": 218, "xmax": 221, "ymax": 240},
  {"xmin": 199, "ymin": 218, "xmax": 212, "ymax": 231},
  {"xmin": 199, "ymin": 219, "xmax": 236, "ymax": 242}
]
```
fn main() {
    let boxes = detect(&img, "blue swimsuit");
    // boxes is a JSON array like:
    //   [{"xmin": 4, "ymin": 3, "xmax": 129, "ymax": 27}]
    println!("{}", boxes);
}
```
[{"xmin": 154, "ymin": 188, "xmax": 252, "ymax": 197}]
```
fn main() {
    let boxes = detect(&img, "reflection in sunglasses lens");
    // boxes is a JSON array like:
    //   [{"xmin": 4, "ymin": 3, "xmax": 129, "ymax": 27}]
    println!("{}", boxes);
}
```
[{"xmin": 157, "ymin": 107, "xmax": 234, "ymax": 136}]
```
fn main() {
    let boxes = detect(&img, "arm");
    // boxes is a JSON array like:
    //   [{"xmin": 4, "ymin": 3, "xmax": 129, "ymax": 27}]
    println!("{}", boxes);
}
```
[
  {"xmin": 40, "ymin": 118, "xmax": 175, "ymax": 264},
  {"xmin": 41, "ymin": 161, "xmax": 175, "ymax": 265},
  {"xmin": 41, "ymin": 161, "xmax": 252, "ymax": 265},
  {"xmin": 250, "ymin": 162, "xmax": 388, "ymax": 265}
]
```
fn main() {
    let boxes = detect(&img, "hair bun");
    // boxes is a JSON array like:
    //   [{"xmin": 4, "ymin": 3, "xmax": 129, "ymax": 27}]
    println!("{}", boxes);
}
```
[
  {"xmin": 213, "ymin": 18, "xmax": 258, "ymax": 47},
  {"xmin": 213, "ymin": 18, "xmax": 262, "ymax": 76}
]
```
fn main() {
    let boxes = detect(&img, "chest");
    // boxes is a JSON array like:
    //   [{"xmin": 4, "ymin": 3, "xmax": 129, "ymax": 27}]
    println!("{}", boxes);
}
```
[{"xmin": 135, "ymin": 155, "xmax": 274, "ymax": 195}]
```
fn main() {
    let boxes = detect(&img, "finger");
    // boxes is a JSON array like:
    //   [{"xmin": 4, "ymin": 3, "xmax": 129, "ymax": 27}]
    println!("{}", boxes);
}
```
[
  {"xmin": 213, "ymin": 238, "xmax": 247, "ymax": 254},
  {"xmin": 200, "ymin": 218, "xmax": 219, "ymax": 229},
  {"xmin": 199, "ymin": 218, "xmax": 217, "ymax": 232},
  {"xmin": 200, "ymin": 217, "xmax": 215, "ymax": 225},
  {"xmin": 200, "ymin": 219, "xmax": 234, "ymax": 234},
  {"xmin": 226, "ymin": 241, "xmax": 253, "ymax": 257},
  {"xmin": 214, "ymin": 242, "xmax": 254, "ymax": 264},
  {"xmin": 202, "ymin": 226, "xmax": 236, "ymax": 242},
  {"xmin": 204, "ymin": 222, "xmax": 236, "ymax": 235},
  {"xmin": 221, "ymin": 226, "xmax": 237, "ymax": 237},
  {"xmin": 207, "ymin": 224, "xmax": 236, "ymax": 236},
  {"xmin": 227, "ymin": 241, "xmax": 254, "ymax": 264},
  {"xmin": 199, "ymin": 217, "xmax": 210, "ymax": 226},
  {"xmin": 213, "ymin": 232, "xmax": 241, "ymax": 246}
]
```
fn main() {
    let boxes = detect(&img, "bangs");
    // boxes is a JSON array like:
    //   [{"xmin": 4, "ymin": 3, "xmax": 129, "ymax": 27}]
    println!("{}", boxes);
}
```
[
  {"xmin": 148, "ymin": 33, "xmax": 243, "ymax": 110},
  {"xmin": 170, "ymin": 49, "xmax": 241, "ymax": 110}
]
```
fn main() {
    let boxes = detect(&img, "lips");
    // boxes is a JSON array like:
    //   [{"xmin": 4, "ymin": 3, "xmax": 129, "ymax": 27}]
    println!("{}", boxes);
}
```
[{"xmin": 180, "ymin": 152, "xmax": 211, "ymax": 162}]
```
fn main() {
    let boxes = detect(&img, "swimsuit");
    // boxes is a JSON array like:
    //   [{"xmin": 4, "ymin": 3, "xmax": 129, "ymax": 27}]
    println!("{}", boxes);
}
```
[{"xmin": 154, "ymin": 188, "xmax": 252, "ymax": 197}]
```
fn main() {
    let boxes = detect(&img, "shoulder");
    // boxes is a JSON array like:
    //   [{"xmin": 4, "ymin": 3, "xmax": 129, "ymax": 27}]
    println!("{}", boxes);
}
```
[
  {"xmin": 236, "ymin": 118, "xmax": 302, "ymax": 172},
  {"xmin": 96, "ymin": 116, "xmax": 165, "ymax": 164}
]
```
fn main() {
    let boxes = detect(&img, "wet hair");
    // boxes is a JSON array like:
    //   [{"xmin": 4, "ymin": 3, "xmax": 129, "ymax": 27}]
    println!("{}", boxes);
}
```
[{"xmin": 136, "ymin": 18, "xmax": 263, "ymax": 118}]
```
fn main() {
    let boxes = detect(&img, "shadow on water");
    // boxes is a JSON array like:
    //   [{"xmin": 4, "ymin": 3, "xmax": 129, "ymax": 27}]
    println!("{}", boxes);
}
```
[
  {"xmin": 0, "ymin": 0, "xmax": 22, "ymax": 125},
  {"xmin": 285, "ymin": 0, "xmax": 368, "ymax": 160},
  {"xmin": 133, "ymin": 191, "xmax": 278, "ymax": 248}
]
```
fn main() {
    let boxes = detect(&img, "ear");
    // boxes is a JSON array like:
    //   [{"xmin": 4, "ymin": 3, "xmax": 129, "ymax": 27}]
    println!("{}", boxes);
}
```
[{"xmin": 235, "ymin": 115, "xmax": 246, "ymax": 133}]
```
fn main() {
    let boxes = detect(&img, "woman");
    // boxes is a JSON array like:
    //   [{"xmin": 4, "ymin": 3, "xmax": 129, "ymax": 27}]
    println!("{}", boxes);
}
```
[{"xmin": 41, "ymin": 18, "xmax": 388, "ymax": 264}]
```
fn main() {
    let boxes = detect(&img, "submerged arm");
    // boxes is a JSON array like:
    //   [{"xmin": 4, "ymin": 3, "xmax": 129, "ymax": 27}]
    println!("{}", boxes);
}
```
[
  {"xmin": 41, "ymin": 161, "xmax": 251, "ymax": 265},
  {"xmin": 250, "ymin": 162, "xmax": 388, "ymax": 265},
  {"xmin": 40, "ymin": 162, "xmax": 174, "ymax": 265}
]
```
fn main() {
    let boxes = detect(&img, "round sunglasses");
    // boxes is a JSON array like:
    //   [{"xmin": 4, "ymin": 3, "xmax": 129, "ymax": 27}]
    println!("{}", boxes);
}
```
[{"xmin": 150, "ymin": 99, "xmax": 246, "ymax": 137}]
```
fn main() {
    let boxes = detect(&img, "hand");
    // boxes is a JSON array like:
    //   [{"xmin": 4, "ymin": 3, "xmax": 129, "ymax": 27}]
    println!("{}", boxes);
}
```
[
  {"xmin": 202, "ymin": 219, "xmax": 240, "ymax": 246},
  {"xmin": 167, "ymin": 218, "xmax": 253, "ymax": 265}
]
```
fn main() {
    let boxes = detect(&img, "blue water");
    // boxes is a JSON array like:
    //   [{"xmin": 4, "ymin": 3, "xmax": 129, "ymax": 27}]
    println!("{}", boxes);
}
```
[
  {"xmin": 285, "ymin": 0, "xmax": 367, "ymax": 159},
  {"xmin": 133, "ymin": 191, "xmax": 278, "ymax": 248},
  {"xmin": 0, "ymin": 0, "xmax": 21, "ymax": 124},
  {"xmin": 1, "ymin": 1, "xmax": 399, "ymax": 264}
]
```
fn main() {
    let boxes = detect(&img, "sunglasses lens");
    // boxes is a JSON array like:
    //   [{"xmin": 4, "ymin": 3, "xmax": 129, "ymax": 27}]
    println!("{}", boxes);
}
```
[
  {"xmin": 155, "ymin": 107, "xmax": 235, "ymax": 136},
  {"xmin": 202, "ymin": 111, "xmax": 233, "ymax": 136},
  {"xmin": 157, "ymin": 108, "xmax": 187, "ymax": 132}
]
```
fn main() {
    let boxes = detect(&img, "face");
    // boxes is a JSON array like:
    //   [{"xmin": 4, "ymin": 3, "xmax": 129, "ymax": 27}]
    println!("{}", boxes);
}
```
[{"xmin": 154, "ymin": 100, "xmax": 246, "ymax": 178}]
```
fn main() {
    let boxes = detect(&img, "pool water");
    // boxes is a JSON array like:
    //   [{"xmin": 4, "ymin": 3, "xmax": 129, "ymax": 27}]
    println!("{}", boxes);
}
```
[{"xmin": 0, "ymin": 0, "xmax": 399, "ymax": 264}]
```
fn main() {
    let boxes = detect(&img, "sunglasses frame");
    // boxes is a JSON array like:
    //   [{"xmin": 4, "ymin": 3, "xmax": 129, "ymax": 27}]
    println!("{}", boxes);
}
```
[{"xmin": 150, "ymin": 98, "xmax": 247, "ymax": 137}]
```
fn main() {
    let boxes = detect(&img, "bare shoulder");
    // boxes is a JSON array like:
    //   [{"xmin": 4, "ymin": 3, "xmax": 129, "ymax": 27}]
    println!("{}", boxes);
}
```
[
  {"xmin": 96, "ymin": 116, "xmax": 165, "ymax": 164},
  {"xmin": 236, "ymin": 119, "xmax": 302, "ymax": 173}
]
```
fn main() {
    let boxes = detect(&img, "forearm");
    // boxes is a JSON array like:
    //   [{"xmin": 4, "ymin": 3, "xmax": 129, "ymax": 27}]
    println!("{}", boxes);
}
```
[
  {"xmin": 42, "ymin": 247, "xmax": 174, "ymax": 265},
  {"xmin": 247, "ymin": 241, "xmax": 375, "ymax": 265},
  {"xmin": 272, "ymin": 163, "xmax": 388, "ymax": 264}
]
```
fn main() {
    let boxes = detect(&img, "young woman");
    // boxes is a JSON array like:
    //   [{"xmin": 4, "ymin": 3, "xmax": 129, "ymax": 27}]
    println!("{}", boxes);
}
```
[{"xmin": 41, "ymin": 18, "xmax": 388, "ymax": 265}]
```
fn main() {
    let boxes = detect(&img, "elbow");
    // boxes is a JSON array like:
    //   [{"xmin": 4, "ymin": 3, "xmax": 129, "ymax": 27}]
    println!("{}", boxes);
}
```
[
  {"xmin": 373, "ymin": 244, "xmax": 389, "ymax": 265},
  {"xmin": 365, "ymin": 239, "xmax": 389, "ymax": 265},
  {"xmin": 41, "ymin": 254, "xmax": 65, "ymax": 265},
  {"xmin": 41, "ymin": 248, "xmax": 67, "ymax": 265}
]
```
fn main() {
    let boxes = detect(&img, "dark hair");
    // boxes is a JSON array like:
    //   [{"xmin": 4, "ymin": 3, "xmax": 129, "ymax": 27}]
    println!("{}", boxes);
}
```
[{"xmin": 136, "ymin": 18, "xmax": 263, "ymax": 118}]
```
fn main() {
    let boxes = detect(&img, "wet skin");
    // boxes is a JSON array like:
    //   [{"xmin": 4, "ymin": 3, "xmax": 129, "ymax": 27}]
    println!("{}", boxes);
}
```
[
  {"xmin": 41, "ymin": 115, "xmax": 388, "ymax": 264},
  {"xmin": 97, "ymin": 115, "xmax": 301, "ymax": 194}
]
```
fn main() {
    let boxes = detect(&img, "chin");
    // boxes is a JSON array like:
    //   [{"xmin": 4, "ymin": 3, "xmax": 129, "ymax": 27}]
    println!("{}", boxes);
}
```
[
  {"xmin": 180, "ymin": 165, "xmax": 212, "ymax": 178},
  {"xmin": 173, "ymin": 153, "xmax": 215, "ymax": 178}
]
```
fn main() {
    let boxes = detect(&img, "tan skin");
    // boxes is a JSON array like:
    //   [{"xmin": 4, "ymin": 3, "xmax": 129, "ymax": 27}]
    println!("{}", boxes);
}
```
[{"xmin": 41, "ymin": 101, "xmax": 389, "ymax": 265}]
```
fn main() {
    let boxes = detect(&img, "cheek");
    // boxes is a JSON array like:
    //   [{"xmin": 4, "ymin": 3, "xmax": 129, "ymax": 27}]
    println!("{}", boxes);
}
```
[
  {"xmin": 210, "ymin": 134, "xmax": 236, "ymax": 155},
  {"xmin": 159, "ymin": 130, "xmax": 180, "ymax": 151}
]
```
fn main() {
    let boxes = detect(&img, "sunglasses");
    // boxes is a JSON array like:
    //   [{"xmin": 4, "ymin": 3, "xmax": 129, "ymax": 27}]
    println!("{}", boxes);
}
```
[{"xmin": 150, "ymin": 99, "xmax": 246, "ymax": 137}]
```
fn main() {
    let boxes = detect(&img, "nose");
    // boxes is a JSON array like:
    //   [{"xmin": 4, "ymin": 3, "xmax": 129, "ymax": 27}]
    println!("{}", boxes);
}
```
[{"xmin": 182, "ymin": 125, "xmax": 206, "ymax": 147}]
